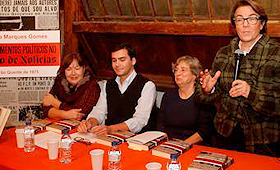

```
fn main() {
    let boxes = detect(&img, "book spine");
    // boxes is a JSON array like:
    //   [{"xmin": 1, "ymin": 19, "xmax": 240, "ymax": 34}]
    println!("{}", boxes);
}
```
[
  {"xmin": 46, "ymin": 126, "xmax": 63, "ymax": 134},
  {"xmin": 194, "ymin": 157, "xmax": 224, "ymax": 167},
  {"xmin": 60, "ymin": 120, "xmax": 80, "ymax": 126},
  {"xmin": 147, "ymin": 136, "xmax": 168, "ymax": 150},
  {"xmin": 159, "ymin": 142, "xmax": 186, "ymax": 154},
  {"xmin": 188, "ymin": 161, "xmax": 221, "ymax": 170},
  {"xmin": 106, "ymin": 134, "xmax": 125, "ymax": 143},
  {"xmin": 55, "ymin": 122, "xmax": 73, "ymax": 129}
]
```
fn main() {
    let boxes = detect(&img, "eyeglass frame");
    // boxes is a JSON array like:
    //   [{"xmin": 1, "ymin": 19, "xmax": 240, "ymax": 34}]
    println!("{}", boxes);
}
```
[
  {"xmin": 74, "ymin": 137, "xmax": 92, "ymax": 146},
  {"xmin": 233, "ymin": 16, "xmax": 261, "ymax": 26}
]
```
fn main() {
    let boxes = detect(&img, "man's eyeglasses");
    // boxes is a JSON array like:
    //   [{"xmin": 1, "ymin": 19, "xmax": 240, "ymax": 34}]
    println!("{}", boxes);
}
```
[
  {"xmin": 234, "ymin": 16, "xmax": 260, "ymax": 26},
  {"xmin": 74, "ymin": 137, "xmax": 91, "ymax": 146}
]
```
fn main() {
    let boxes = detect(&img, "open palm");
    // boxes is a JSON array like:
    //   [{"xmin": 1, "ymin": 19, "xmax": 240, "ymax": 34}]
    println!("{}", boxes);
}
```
[{"xmin": 200, "ymin": 69, "xmax": 221, "ymax": 93}]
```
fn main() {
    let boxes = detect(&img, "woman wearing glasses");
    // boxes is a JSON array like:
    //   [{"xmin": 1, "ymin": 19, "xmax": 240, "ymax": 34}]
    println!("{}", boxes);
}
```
[
  {"xmin": 198, "ymin": 0, "xmax": 280, "ymax": 156},
  {"xmin": 157, "ymin": 56, "xmax": 214, "ymax": 145}
]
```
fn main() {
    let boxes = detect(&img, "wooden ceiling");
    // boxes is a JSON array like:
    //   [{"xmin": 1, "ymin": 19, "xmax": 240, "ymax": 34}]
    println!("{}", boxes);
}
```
[{"xmin": 63, "ymin": 0, "xmax": 280, "ymax": 90}]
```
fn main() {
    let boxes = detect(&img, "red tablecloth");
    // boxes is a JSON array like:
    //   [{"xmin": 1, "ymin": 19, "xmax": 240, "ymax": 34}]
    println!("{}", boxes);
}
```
[{"xmin": 0, "ymin": 129, "xmax": 279, "ymax": 170}]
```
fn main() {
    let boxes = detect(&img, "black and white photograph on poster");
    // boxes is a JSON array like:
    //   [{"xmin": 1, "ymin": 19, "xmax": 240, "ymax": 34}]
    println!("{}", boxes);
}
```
[
  {"xmin": 0, "ymin": 77, "xmax": 55, "ymax": 125},
  {"xmin": 18, "ymin": 104, "xmax": 44, "ymax": 121},
  {"xmin": 0, "ymin": 0, "xmax": 59, "ymax": 30},
  {"xmin": 0, "ymin": 16, "xmax": 34, "ymax": 30}
]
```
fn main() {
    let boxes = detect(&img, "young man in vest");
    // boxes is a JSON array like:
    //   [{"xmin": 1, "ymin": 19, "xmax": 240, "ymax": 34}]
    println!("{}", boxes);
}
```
[{"xmin": 78, "ymin": 43, "xmax": 157, "ymax": 135}]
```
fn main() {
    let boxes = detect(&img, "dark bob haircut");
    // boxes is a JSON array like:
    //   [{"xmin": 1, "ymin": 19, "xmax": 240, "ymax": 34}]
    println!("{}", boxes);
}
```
[
  {"xmin": 230, "ymin": 0, "xmax": 268, "ymax": 34},
  {"xmin": 57, "ymin": 52, "xmax": 93, "ymax": 78}
]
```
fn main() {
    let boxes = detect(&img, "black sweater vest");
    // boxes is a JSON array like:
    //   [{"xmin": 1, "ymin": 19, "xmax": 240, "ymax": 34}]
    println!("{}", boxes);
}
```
[{"xmin": 105, "ymin": 75, "xmax": 148, "ymax": 125}]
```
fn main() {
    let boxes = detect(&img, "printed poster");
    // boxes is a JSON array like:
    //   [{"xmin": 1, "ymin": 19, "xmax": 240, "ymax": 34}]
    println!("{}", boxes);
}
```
[
  {"xmin": 0, "ymin": 0, "xmax": 59, "ymax": 30},
  {"xmin": 0, "ymin": 30, "xmax": 60, "ymax": 77}
]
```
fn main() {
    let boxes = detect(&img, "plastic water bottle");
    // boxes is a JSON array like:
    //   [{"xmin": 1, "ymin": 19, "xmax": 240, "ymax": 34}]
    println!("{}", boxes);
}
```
[
  {"xmin": 167, "ymin": 154, "xmax": 181, "ymax": 170},
  {"xmin": 108, "ymin": 141, "xmax": 121, "ymax": 170},
  {"xmin": 59, "ymin": 129, "xmax": 72, "ymax": 164},
  {"xmin": 24, "ymin": 121, "xmax": 35, "ymax": 152}
]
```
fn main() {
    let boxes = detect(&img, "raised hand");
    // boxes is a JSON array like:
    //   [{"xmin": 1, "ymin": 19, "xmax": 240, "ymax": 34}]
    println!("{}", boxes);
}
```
[{"xmin": 199, "ymin": 69, "xmax": 221, "ymax": 93}]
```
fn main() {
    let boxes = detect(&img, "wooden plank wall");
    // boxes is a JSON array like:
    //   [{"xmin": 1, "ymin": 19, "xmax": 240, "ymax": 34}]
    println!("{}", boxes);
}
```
[{"xmin": 62, "ymin": 0, "xmax": 280, "ymax": 90}]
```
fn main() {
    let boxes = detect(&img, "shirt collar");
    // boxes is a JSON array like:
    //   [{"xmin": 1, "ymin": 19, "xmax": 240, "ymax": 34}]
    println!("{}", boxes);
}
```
[
  {"xmin": 238, "ymin": 34, "xmax": 263, "ymax": 55},
  {"xmin": 115, "ymin": 70, "xmax": 137, "ymax": 87}
]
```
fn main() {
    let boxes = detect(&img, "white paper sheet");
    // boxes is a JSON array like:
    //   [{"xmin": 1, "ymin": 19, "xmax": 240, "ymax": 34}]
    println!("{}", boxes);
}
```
[
  {"xmin": 35, "ymin": 131, "xmax": 96, "ymax": 149},
  {"xmin": 126, "ymin": 131, "xmax": 166, "ymax": 144},
  {"xmin": 35, "ymin": 131, "xmax": 62, "ymax": 149}
]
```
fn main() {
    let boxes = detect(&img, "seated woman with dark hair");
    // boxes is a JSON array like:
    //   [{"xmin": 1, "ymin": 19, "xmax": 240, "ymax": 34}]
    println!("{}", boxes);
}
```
[
  {"xmin": 42, "ymin": 53, "xmax": 100, "ymax": 120},
  {"xmin": 157, "ymin": 56, "xmax": 214, "ymax": 145}
]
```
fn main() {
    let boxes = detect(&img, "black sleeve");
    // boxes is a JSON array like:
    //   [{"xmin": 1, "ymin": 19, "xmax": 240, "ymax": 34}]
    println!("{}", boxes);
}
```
[{"xmin": 196, "ymin": 103, "xmax": 215, "ymax": 142}]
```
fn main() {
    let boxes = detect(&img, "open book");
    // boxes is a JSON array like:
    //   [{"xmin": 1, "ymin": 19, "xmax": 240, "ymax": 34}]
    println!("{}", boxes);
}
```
[
  {"xmin": 0, "ymin": 106, "xmax": 11, "ymax": 136},
  {"xmin": 152, "ymin": 138, "xmax": 192, "ymax": 159},
  {"xmin": 188, "ymin": 151, "xmax": 234, "ymax": 170},
  {"xmin": 127, "ymin": 131, "xmax": 168, "ymax": 151}
]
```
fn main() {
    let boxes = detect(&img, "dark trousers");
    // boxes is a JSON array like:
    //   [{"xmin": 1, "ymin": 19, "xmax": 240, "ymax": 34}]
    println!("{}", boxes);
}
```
[
  {"xmin": 254, "ymin": 142, "xmax": 279, "ymax": 157},
  {"xmin": 212, "ymin": 123, "xmax": 246, "ymax": 152},
  {"xmin": 212, "ymin": 124, "xmax": 279, "ymax": 157}
]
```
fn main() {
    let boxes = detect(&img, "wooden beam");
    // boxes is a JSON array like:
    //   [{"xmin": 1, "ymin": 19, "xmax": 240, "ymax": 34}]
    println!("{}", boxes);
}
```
[
  {"xmin": 73, "ymin": 20, "xmax": 234, "ymax": 36},
  {"xmin": 64, "ymin": 0, "xmax": 80, "ymax": 55},
  {"xmin": 73, "ymin": 20, "xmax": 280, "ymax": 37}
]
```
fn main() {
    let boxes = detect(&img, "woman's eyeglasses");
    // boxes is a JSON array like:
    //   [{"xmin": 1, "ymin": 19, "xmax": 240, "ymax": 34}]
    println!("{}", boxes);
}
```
[{"xmin": 74, "ymin": 137, "xmax": 92, "ymax": 146}]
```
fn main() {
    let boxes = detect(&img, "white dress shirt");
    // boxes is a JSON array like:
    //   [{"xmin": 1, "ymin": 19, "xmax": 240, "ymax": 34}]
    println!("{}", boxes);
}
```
[{"xmin": 87, "ymin": 70, "xmax": 157, "ymax": 133}]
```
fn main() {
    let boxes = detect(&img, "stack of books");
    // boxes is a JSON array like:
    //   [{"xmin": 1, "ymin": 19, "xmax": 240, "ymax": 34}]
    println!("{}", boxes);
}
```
[
  {"xmin": 32, "ymin": 119, "xmax": 52, "ymax": 133},
  {"xmin": 46, "ymin": 119, "xmax": 80, "ymax": 134},
  {"xmin": 188, "ymin": 151, "xmax": 234, "ymax": 170},
  {"xmin": 95, "ymin": 131, "xmax": 135, "ymax": 146},
  {"xmin": 127, "ymin": 131, "xmax": 168, "ymax": 151},
  {"xmin": 152, "ymin": 139, "xmax": 192, "ymax": 159},
  {"xmin": 0, "ymin": 106, "xmax": 11, "ymax": 136}
]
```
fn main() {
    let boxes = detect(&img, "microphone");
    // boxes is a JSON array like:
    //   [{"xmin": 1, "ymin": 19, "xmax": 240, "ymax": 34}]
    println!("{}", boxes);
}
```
[{"xmin": 234, "ymin": 49, "xmax": 245, "ymax": 81}]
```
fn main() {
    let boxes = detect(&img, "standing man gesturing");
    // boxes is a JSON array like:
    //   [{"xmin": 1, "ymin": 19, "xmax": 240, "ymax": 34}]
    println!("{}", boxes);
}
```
[{"xmin": 198, "ymin": 0, "xmax": 280, "ymax": 156}]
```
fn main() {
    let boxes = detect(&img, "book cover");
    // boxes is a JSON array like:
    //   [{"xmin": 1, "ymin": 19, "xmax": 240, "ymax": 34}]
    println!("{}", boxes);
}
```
[
  {"xmin": 55, "ymin": 119, "xmax": 80, "ymax": 129},
  {"xmin": 152, "ymin": 139, "xmax": 192, "ymax": 159},
  {"xmin": 95, "ymin": 131, "xmax": 135, "ymax": 146},
  {"xmin": 32, "ymin": 119, "xmax": 52, "ymax": 127},
  {"xmin": 46, "ymin": 119, "xmax": 80, "ymax": 134},
  {"xmin": 32, "ymin": 119, "xmax": 52, "ymax": 133},
  {"xmin": 188, "ymin": 151, "xmax": 234, "ymax": 170},
  {"xmin": 128, "ymin": 132, "xmax": 168, "ymax": 151},
  {"xmin": 46, "ymin": 123, "xmax": 68, "ymax": 134}
]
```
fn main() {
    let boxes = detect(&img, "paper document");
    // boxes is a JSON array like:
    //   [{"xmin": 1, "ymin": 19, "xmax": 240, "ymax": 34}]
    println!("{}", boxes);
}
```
[
  {"xmin": 35, "ymin": 131, "xmax": 62, "ymax": 149},
  {"xmin": 35, "ymin": 131, "xmax": 96, "ymax": 149}
]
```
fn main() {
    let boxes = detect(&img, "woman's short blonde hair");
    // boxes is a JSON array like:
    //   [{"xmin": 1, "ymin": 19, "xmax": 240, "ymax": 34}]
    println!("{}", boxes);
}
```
[{"xmin": 172, "ymin": 55, "xmax": 202, "ymax": 77}]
